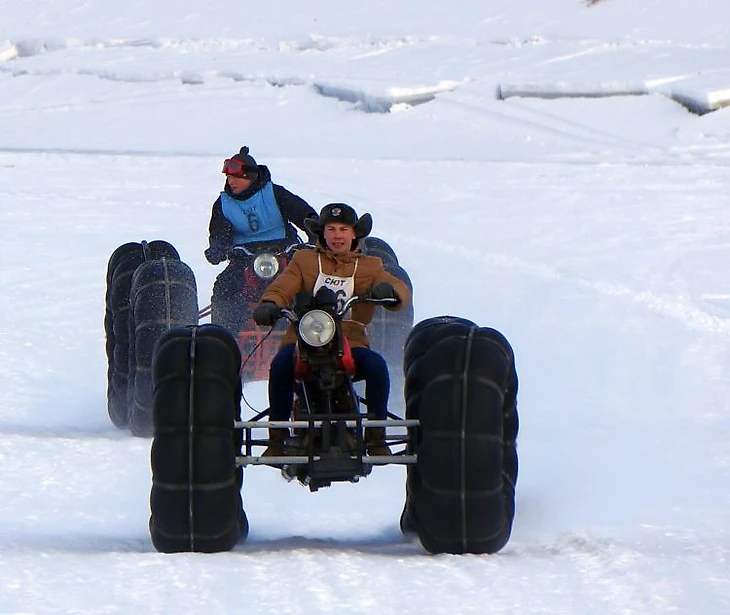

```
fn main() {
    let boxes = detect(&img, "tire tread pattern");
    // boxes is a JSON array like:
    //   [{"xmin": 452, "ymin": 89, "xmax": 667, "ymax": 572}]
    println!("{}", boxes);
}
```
[
  {"xmin": 128, "ymin": 253, "xmax": 198, "ymax": 436},
  {"xmin": 149, "ymin": 324, "xmax": 248, "ymax": 553},
  {"xmin": 402, "ymin": 316, "xmax": 519, "ymax": 554}
]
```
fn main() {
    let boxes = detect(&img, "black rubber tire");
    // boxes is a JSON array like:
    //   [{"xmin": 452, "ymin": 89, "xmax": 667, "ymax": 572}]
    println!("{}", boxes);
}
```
[
  {"xmin": 105, "ymin": 240, "xmax": 184, "ymax": 429},
  {"xmin": 105, "ymin": 242, "xmax": 145, "ymax": 428},
  {"xmin": 143, "ymin": 240, "xmax": 180, "ymax": 262},
  {"xmin": 403, "ymin": 316, "xmax": 476, "ymax": 370},
  {"xmin": 149, "ymin": 324, "xmax": 248, "ymax": 553},
  {"xmin": 128, "ymin": 255, "xmax": 198, "ymax": 437},
  {"xmin": 367, "ymin": 263, "xmax": 414, "ymax": 401},
  {"xmin": 210, "ymin": 262, "xmax": 255, "ymax": 337},
  {"xmin": 401, "ymin": 316, "xmax": 519, "ymax": 554},
  {"xmin": 105, "ymin": 242, "xmax": 141, "ymax": 287},
  {"xmin": 210, "ymin": 297, "xmax": 250, "ymax": 338},
  {"xmin": 361, "ymin": 236, "xmax": 398, "ymax": 266}
]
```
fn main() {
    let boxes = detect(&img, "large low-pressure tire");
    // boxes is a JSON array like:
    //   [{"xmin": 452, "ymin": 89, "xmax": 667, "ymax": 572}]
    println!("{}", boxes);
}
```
[
  {"xmin": 210, "ymin": 297, "xmax": 251, "ymax": 339},
  {"xmin": 105, "ymin": 242, "xmax": 146, "ymax": 428},
  {"xmin": 361, "ymin": 236, "xmax": 398, "ymax": 266},
  {"xmin": 367, "ymin": 262, "xmax": 414, "ymax": 401},
  {"xmin": 149, "ymin": 324, "xmax": 248, "ymax": 553},
  {"xmin": 210, "ymin": 262, "xmax": 251, "ymax": 337},
  {"xmin": 128, "ymin": 246, "xmax": 198, "ymax": 437},
  {"xmin": 401, "ymin": 316, "xmax": 519, "ymax": 554},
  {"xmin": 105, "ymin": 240, "xmax": 186, "ymax": 430}
]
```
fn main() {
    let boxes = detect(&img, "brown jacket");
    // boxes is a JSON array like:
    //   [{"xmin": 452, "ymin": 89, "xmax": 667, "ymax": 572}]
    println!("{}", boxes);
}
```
[{"xmin": 259, "ymin": 245, "xmax": 411, "ymax": 348}]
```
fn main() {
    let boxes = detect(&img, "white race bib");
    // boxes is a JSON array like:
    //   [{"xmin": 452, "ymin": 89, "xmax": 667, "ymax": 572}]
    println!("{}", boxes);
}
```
[{"xmin": 312, "ymin": 254, "xmax": 358, "ymax": 317}]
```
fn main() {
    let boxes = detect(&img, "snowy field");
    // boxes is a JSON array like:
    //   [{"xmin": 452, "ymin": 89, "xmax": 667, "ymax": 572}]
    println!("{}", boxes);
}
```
[{"xmin": 1, "ymin": 1, "xmax": 729, "ymax": 613}]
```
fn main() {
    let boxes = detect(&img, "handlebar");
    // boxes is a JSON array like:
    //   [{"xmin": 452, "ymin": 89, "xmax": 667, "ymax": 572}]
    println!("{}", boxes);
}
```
[
  {"xmin": 230, "ymin": 241, "xmax": 303, "ymax": 259},
  {"xmin": 341, "ymin": 294, "xmax": 398, "ymax": 315},
  {"xmin": 278, "ymin": 294, "xmax": 398, "ymax": 325}
]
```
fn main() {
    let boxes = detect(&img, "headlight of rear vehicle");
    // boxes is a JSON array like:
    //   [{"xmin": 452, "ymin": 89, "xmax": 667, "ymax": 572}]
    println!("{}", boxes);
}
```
[
  {"xmin": 299, "ymin": 310, "xmax": 336, "ymax": 347},
  {"xmin": 253, "ymin": 253, "xmax": 279, "ymax": 279}
]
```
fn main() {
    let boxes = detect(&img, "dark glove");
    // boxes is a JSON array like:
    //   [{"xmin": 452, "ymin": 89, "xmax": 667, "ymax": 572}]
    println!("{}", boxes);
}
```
[
  {"xmin": 204, "ymin": 245, "xmax": 228, "ymax": 265},
  {"xmin": 370, "ymin": 282, "xmax": 398, "ymax": 301},
  {"xmin": 253, "ymin": 301, "xmax": 280, "ymax": 326}
]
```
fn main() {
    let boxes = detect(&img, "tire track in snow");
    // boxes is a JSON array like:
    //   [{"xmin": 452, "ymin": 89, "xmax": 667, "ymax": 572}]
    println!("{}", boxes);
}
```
[{"xmin": 393, "ymin": 234, "xmax": 730, "ymax": 336}]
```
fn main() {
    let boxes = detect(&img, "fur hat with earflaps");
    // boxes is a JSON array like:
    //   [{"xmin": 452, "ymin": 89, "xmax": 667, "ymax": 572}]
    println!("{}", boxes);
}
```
[{"xmin": 305, "ymin": 203, "xmax": 373, "ymax": 247}]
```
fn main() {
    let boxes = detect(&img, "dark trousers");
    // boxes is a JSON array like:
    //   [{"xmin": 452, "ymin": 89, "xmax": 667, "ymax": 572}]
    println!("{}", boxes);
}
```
[{"xmin": 268, "ymin": 343, "xmax": 390, "ymax": 421}]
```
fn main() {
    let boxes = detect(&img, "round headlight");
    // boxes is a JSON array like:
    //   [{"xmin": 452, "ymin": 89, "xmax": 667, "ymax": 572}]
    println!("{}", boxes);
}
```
[
  {"xmin": 253, "ymin": 253, "xmax": 280, "ymax": 279},
  {"xmin": 299, "ymin": 310, "xmax": 336, "ymax": 347}
]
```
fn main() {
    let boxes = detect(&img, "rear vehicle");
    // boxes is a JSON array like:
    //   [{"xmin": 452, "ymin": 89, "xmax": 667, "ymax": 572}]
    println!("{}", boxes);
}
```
[{"xmin": 202, "ymin": 239, "xmax": 308, "ymax": 381}]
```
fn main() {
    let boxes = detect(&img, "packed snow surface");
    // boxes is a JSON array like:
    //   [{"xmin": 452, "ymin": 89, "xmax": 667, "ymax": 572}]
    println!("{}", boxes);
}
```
[{"xmin": 1, "ymin": 1, "xmax": 729, "ymax": 613}]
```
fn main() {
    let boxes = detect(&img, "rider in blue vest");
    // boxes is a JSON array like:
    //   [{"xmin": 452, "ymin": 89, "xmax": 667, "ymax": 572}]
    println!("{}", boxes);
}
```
[
  {"xmin": 205, "ymin": 146, "xmax": 317, "ymax": 333},
  {"xmin": 205, "ymin": 146, "xmax": 317, "ymax": 263}
]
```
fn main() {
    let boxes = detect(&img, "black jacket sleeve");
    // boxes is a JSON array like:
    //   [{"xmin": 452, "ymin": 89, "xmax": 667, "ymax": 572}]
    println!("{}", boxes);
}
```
[
  {"xmin": 273, "ymin": 184, "xmax": 318, "ymax": 242},
  {"xmin": 207, "ymin": 196, "xmax": 234, "ymax": 251}
]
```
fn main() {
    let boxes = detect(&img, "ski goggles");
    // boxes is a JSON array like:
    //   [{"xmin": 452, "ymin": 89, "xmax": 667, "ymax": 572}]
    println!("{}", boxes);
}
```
[{"xmin": 222, "ymin": 158, "xmax": 258, "ymax": 179}]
